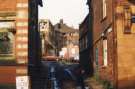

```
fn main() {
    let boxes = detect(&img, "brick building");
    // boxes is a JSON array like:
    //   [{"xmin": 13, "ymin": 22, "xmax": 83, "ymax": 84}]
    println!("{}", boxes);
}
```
[
  {"xmin": 0, "ymin": 0, "xmax": 29, "ymax": 85},
  {"xmin": 39, "ymin": 19, "xmax": 55, "ymax": 57},
  {"xmin": 0, "ymin": 0, "xmax": 43, "ymax": 88},
  {"xmin": 61, "ymin": 31, "xmax": 79, "ymax": 60},
  {"xmin": 79, "ymin": 14, "xmax": 93, "ymax": 75},
  {"xmin": 54, "ymin": 19, "xmax": 79, "ymax": 59},
  {"xmin": 88, "ymin": 0, "xmax": 135, "ymax": 88}
]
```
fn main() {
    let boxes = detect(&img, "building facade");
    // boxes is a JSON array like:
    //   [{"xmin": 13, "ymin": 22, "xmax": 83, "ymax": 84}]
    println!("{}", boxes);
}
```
[
  {"xmin": 54, "ymin": 19, "xmax": 79, "ymax": 60},
  {"xmin": 39, "ymin": 19, "xmax": 55, "ymax": 57},
  {"xmin": 0, "ymin": 0, "xmax": 43, "ymax": 89},
  {"xmin": 79, "ymin": 14, "xmax": 93, "ymax": 76},
  {"xmin": 89, "ymin": 0, "xmax": 135, "ymax": 88},
  {"xmin": 0, "ymin": 0, "xmax": 29, "ymax": 85},
  {"xmin": 61, "ymin": 30, "xmax": 79, "ymax": 60}
]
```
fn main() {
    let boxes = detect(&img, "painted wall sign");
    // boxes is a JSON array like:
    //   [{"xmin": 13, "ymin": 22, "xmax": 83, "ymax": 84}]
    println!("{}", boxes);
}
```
[{"xmin": 16, "ymin": 76, "xmax": 29, "ymax": 89}]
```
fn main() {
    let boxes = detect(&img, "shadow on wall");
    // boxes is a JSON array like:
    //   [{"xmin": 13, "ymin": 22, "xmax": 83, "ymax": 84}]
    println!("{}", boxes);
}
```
[
  {"xmin": 118, "ymin": 76, "xmax": 135, "ymax": 89},
  {"xmin": 80, "ymin": 50, "xmax": 94, "ymax": 77},
  {"xmin": 128, "ymin": 0, "xmax": 135, "ymax": 4}
]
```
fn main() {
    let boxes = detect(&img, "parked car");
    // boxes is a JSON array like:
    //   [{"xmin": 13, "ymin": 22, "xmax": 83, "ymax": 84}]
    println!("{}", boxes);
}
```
[{"xmin": 42, "ymin": 56, "xmax": 59, "ymax": 61}]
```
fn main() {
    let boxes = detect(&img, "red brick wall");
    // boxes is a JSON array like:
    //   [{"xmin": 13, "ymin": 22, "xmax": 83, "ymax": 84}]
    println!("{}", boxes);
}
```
[
  {"xmin": 92, "ymin": 0, "xmax": 114, "ymax": 84},
  {"xmin": 92, "ymin": 0, "xmax": 113, "ymax": 42},
  {"xmin": 0, "ymin": 0, "xmax": 29, "ymax": 84},
  {"xmin": 0, "ymin": 66, "xmax": 16, "ymax": 83},
  {"xmin": 0, "ymin": 0, "xmax": 16, "ymax": 12},
  {"xmin": 92, "ymin": 0, "xmax": 102, "ymax": 43}
]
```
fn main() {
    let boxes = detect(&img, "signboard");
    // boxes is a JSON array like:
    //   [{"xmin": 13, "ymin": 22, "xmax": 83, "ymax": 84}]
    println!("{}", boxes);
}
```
[{"xmin": 16, "ymin": 76, "xmax": 29, "ymax": 89}]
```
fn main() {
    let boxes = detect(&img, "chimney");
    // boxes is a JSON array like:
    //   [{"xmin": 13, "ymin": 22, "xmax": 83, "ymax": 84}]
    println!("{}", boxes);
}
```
[{"xmin": 60, "ymin": 19, "xmax": 63, "ymax": 24}]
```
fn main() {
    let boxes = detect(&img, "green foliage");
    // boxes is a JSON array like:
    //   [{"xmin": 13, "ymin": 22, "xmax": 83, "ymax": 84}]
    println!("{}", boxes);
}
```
[
  {"xmin": 0, "ymin": 84, "xmax": 16, "ymax": 89},
  {"xmin": 92, "ymin": 75, "xmax": 114, "ymax": 89},
  {"xmin": 102, "ymin": 80, "xmax": 114, "ymax": 89}
]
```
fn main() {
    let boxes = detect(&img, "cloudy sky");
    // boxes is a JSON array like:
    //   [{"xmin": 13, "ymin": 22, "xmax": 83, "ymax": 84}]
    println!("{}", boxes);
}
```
[{"xmin": 39, "ymin": 0, "xmax": 89, "ymax": 29}]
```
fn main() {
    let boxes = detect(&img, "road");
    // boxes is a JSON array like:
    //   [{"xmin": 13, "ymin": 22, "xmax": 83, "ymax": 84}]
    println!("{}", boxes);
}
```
[{"xmin": 41, "ymin": 61, "xmax": 86, "ymax": 89}]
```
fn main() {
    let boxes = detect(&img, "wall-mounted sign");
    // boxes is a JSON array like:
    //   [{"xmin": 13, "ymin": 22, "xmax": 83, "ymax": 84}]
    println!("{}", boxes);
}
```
[{"xmin": 16, "ymin": 76, "xmax": 29, "ymax": 89}]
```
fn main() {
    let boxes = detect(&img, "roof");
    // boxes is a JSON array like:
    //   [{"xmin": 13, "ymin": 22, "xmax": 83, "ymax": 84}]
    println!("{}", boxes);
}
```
[
  {"xmin": 55, "ymin": 23, "xmax": 78, "ymax": 33},
  {"xmin": 79, "ymin": 14, "xmax": 89, "ymax": 28}
]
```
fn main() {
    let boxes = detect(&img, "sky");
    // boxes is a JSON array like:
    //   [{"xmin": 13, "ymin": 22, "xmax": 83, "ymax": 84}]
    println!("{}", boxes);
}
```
[{"xmin": 39, "ymin": 0, "xmax": 89, "ymax": 29}]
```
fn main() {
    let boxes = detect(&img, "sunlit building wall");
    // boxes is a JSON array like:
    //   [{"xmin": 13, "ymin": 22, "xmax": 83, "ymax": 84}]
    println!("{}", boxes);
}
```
[{"xmin": 89, "ymin": 0, "xmax": 135, "ymax": 88}]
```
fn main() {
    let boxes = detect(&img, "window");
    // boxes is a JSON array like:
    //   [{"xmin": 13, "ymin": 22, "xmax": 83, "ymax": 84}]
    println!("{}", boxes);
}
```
[
  {"xmin": 103, "ymin": 38, "xmax": 107, "ymax": 66},
  {"xmin": 79, "ymin": 36, "xmax": 88, "ymax": 51},
  {"xmin": 0, "ymin": 21, "xmax": 16, "ymax": 65},
  {"xmin": 95, "ymin": 48, "xmax": 99, "ymax": 65},
  {"xmin": 124, "ymin": 5, "xmax": 132, "ymax": 34},
  {"xmin": 102, "ymin": 0, "xmax": 107, "ymax": 18}
]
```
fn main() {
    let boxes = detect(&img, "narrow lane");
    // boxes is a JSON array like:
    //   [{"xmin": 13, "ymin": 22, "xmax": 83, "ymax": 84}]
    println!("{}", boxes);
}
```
[{"xmin": 41, "ymin": 61, "xmax": 86, "ymax": 89}]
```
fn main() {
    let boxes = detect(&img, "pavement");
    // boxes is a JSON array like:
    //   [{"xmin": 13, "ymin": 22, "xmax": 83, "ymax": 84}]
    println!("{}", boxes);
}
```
[
  {"xmin": 30, "ymin": 60, "xmax": 104, "ymax": 89},
  {"xmin": 84, "ymin": 78, "xmax": 104, "ymax": 89},
  {"xmin": 41, "ymin": 61, "xmax": 85, "ymax": 89}
]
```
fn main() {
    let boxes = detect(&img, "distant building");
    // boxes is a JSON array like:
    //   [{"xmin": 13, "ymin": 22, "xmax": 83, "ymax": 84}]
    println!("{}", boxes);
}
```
[
  {"xmin": 79, "ymin": 14, "xmax": 93, "ymax": 75},
  {"xmin": 39, "ymin": 19, "xmax": 55, "ymax": 57},
  {"xmin": 54, "ymin": 19, "xmax": 79, "ymax": 60},
  {"xmin": 88, "ymin": 0, "xmax": 135, "ymax": 88}
]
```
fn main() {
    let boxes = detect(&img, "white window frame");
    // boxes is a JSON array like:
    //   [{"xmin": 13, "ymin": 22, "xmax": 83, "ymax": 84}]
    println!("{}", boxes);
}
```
[
  {"xmin": 103, "ymin": 38, "xmax": 107, "ymax": 66},
  {"xmin": 102, "ymin": 0, "xmax": 107, "ymax": 18}
]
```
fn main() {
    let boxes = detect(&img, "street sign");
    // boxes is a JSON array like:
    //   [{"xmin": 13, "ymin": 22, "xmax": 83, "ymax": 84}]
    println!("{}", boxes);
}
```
[{"xmin": 16, "ymin": 76, "xmax": 29, "ymax": 89}]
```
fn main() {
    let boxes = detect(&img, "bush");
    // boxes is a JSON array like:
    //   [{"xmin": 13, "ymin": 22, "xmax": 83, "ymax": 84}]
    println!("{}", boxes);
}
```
[
  {"xmin": 102, "ymin": 80, "xmax": 114, "ymax": 89},
  {"xmin": 0, "ymin": 84, "xmax": 16, "ymax": 89}
]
